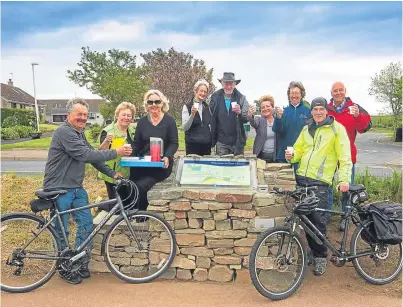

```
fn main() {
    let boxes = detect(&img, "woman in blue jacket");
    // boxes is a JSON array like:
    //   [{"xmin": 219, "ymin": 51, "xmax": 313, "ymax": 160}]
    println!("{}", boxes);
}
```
[{"xmin": 272, "ymin": 81, "xmax": 312, "ymax": 173}]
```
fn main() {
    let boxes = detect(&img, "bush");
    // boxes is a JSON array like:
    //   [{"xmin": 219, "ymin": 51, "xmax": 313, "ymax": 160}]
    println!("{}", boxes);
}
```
[
  {"xmin": 2, "ymin": 116, "xmax": 19, "ymax": 128},
  {"xmin": 1, "ymin": 108, "xmax": 36, "ymax": 127},
  {"xmin": 88, "ymin": 124, "xmax": 103, "ymax": 142},
  {"xmin": 1, "ymin": 128, "xmax": 20, "ymax": 140},
  {"xmin": 13, "ymin": 125, "xmax": 34, "ymax": 138}
]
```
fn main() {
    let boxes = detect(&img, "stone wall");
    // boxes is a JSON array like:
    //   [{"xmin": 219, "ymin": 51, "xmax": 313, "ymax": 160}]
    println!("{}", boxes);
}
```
[{"xmin": 90, "ymin": 157, "xmax": 296, "ymax": 283}]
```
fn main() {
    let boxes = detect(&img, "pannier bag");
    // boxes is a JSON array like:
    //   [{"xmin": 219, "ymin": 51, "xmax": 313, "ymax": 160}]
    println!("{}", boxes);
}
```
[
  {"xmin": 30, "ymin": 198, "xmax": 53, "ymax": 213},
  {"xmin": 369, "ymin": 203, "xmax": 402, "ymax": 245}
]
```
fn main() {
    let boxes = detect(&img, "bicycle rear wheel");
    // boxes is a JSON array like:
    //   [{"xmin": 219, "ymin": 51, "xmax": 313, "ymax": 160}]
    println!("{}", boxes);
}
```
[
  {"xmin": 104, "ymin": 211, "xmax": 176, "ymax": 283},
  {"xmin": 249, "ymin": 226, "xmax": 307, "ymax": 301},
  {"xmin": 1, "ymin": 213, "xmax": 60, "ymax": 293},
  {"xmin": 351, "ymin": 221, "xmax": 402, "ymax": 285}
]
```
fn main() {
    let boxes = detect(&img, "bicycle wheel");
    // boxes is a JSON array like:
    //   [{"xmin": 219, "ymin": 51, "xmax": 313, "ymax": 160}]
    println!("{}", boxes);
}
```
[
  {"xmin": 351, "ymin": 220, "xmax": 402, "ymax": 285},
  {"xmin": 104, "ymin": 211, "xmax": 176, "ymax": 283},
  {"xmin": 1, "ymin": 213, "xmax": 60, "ymax": 293},
  {"xmin": 249, "ymin": 226, "xmax": 307, "ymax": 301}
]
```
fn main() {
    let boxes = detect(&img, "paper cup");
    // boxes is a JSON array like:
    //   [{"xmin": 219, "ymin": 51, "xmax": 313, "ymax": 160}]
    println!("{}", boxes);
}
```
[
  {"xmin": 231, "ymin": 102, "xmax": 238, "ymax": 110},
  {"xmin": 286, "ymin": 146, "xmax": 294, "ymax": 155},
  {"xmin": 193, "ymin": 102, "xmax": 200, "ymax": 109},
  {"xmin": 348, "ymin": 106, "xmax": 354, "ymax": 114}
]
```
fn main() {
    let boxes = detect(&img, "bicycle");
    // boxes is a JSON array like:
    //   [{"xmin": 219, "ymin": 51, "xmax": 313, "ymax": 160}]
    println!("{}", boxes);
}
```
[
  {"xmin": 249, "ymin": 184, "xmax": 402, "ymax": 301},
  {"xmin": 1, "ymin": 179, "xmax": 177, "ymax": 293}
]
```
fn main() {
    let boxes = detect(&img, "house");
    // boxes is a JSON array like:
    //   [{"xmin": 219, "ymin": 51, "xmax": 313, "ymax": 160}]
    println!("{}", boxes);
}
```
[
  {"xmin": 38, "ymin": 99, "xmax": 107, "ymax": 126},
  {"xmin": 1, "ymin": 79, "xmax": 46, "ymax": 113}
]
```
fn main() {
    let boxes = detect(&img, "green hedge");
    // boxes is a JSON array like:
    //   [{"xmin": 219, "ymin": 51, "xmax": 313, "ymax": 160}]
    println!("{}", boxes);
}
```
[
  {"xmin": 1, "ymin": 128, "xmax": 20, "ymax": 140},
  {"xmin": 13, "ymin": 125, "xmax": 34, "ymax": 138},
  {"xmin": 1, "ymin": 108, "xmax": 37, "ymax": 127}
]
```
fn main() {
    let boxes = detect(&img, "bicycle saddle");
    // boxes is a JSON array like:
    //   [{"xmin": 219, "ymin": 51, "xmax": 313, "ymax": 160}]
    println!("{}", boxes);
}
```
[
  {"xmin": 35, "ymin": 189, "xmax": 68, "ymax": 199},
  {"xmin": 348, "ymin": 184, "xmax": 365, "ymax": 192}
]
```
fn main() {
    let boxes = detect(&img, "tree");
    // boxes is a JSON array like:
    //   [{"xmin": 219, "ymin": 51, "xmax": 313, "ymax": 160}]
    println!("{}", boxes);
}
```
[
  {"xmin": 369, "ymin": 62, "xmax": 402, "ymax": 128},
  {"xmin": 140, "ymin": 48, "xmax": 216, "ymax": 119},
  {"xmin": 67, "ymin": 47, "xmax": 151, "ymax": 122}
]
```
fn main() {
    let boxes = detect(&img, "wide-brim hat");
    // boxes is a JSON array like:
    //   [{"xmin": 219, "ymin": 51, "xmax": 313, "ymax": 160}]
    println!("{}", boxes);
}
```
[{"xmin": 218, "ymin": 72, "xmax": 241, "ymax": 85}]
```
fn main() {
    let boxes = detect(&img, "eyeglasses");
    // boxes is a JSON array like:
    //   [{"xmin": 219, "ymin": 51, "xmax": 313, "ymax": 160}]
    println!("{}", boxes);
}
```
[{"xmin": 147, "ymin": 100, "xmax": 162, "ymax": 105}]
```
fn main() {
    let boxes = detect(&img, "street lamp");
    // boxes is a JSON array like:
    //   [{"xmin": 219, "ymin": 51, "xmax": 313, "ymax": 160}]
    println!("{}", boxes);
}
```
[{"xmin": 31, "ymin": 62, "xmax": 40, "ymax": 132}]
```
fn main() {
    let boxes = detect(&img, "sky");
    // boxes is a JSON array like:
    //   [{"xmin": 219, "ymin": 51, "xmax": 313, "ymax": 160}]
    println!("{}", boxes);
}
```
[{"xmin": 1, "ymin": 1, "xmax": 402, "ymax": 115}]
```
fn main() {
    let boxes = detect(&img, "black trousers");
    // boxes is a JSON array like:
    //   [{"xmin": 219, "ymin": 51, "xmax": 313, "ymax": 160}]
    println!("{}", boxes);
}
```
[
  {"xmin": 185, "ymin": 142, "xmax": 211, "ymax": 156},
  {"xmin": 129, "ymin": 163, "xmax": 173, "ymax": 211},
  {"xmin": 304, "ymin": 185, "xmax": 329, "ymax": 258},
  {"xmin": 258, "ymin": 151, "xmax": 275, "ymax": 163}
]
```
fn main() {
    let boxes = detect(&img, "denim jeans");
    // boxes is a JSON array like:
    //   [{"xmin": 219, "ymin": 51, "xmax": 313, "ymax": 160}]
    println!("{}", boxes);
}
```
[
  {"xmin": 53, "ymin": 187, "xmax": 92, "ymax": 250},
  {"xmin": 328, "ymin": 164, "xmax": 355, "ymax": 213}
]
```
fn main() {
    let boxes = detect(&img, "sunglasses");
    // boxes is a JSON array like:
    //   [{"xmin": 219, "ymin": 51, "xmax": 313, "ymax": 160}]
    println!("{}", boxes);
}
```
[{"xmin": 147, "ymin": 100, "xmax": 162, "ymax": 105}]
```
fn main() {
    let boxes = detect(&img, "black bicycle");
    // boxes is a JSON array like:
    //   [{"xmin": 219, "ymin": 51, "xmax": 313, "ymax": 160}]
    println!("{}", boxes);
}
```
[
  {"xmin": 1, "ymin": 179, "xmax": 176, "ymax": 293},
  {"xmin": 249, "ymin": 184, "xmax": 402, "ymax": 301}
]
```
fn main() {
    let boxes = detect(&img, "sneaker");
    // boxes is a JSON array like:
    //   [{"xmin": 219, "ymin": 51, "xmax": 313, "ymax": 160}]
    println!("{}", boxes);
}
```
[
  {"xmin": 58, "ymin": 270, "xmax": 83, "ymax": 284},
  {"xmin": 79, "ymin": 267, "xmax": 91, "ymax": 279},
  {"xmin": 313, "ymin": 257, "xmax": 327, "ymax": 276},
  {"xmin": 339, "ymin": 218, "xmax": 347, "ymax": 232}
]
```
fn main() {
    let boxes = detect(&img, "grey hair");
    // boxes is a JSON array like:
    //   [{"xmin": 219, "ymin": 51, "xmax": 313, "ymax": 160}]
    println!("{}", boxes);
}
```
[
  {"xmin": 287, "ymin": 81, "xmax": 306, "ymax": 99},
  {"xmin": 193, "ymin": 79, "xmax": 209, "ymax": 92},
  {"xmin": 66, "ymin": 97, "xmax": 89, "ymax": 113}
]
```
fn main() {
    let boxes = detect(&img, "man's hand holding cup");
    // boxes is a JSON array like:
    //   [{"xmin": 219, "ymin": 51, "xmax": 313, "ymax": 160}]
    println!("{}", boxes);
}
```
[
  {"xmin": 231, "ymin": 102, "xmax": 241, "ymax": 115},
  {"xmin": 285, "ymin": 146, "xmax": 294, "ymax": 160},
  {"xmin": 116, "ymin": 144, "xmax": 132, "ymax": 157},
  {"xmin": 348, "ymin": 105, "xmax": 359, "ymax": 118}
]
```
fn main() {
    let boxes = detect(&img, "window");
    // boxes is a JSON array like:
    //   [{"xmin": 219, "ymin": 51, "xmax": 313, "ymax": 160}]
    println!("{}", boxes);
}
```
[
  {"xmin": 11, "ymin": 103, "xmax": 16, "ymax": 108},
  {"xmin": 88, "ymin": 112, "xmax": 96, "ymax": 119},
  {"xmin": 53, "ymin": 115, "xmax": 67, "ymax": 123}
]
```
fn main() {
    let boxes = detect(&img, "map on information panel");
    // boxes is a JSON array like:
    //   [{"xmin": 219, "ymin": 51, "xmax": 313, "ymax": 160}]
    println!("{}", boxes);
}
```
[{"xmin": 179, "ymin": 159, "xmax": 251, "ymax": 186}]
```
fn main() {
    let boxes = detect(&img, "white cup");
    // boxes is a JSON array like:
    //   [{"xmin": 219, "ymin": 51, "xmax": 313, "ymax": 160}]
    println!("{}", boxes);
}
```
[
  {"xmin": 193, "ymin": 102, "xmax": 200, "ymax": 110},
  {"xmin": 250, "ymin": 102, "xmax": 256, "ymax": 108},
  {"xmin": 286, "ymin": 146, "xmax": 294, "ymax": 155},
  {"xmin": 348, "ymin": 106, "xmax": 355, "ymax": 114},
  {"xmin": 231, "ymin": 102, "xmax": 238, "ymax": 110}
]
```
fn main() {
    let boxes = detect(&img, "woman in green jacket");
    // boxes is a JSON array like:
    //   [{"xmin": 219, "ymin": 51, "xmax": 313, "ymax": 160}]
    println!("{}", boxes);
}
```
[{"xmin": 98, "ymin": 102, "xmax": 136, "ymax": 210}]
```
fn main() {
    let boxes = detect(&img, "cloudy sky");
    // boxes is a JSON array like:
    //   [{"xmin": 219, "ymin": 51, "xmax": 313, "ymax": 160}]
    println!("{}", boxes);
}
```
[{"xmin": 1, "ymin": 1, "xmax": 401, "ymax": 115}]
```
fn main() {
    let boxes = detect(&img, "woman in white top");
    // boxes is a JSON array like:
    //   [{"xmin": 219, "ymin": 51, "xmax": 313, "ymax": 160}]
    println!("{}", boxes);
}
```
[{"xmin": 181, "ymin": 79, "xmax": 212, "ymax": 156}]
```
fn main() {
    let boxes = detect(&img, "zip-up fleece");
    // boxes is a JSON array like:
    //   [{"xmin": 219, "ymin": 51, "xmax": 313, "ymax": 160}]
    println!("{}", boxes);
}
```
[
  {"xmin": 290, "ymin": 116, "xmax": 352, "ymax": 186},
  {"xmin": 328, "ymin": 97, "xmax": 372, "ymax": 164},
  {"xmin": 43, "ymin": 121, "xmax": 117, "ymax": 190},
  {"xmin": 272, "ymin": 101, "xmax": 312, "ymax": 161}
]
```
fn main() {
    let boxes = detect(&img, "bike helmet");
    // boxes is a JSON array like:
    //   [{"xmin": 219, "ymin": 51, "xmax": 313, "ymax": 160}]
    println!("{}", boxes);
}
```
[{"xmin": 294, "ymin": 192, "xmax": 320, "ymax": 215}]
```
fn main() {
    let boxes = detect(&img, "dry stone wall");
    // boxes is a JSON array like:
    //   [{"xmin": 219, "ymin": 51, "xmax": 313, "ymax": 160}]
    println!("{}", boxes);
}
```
[{"xmin": 90, "ymin": 157, "xmax": 295, "ymax": 283}]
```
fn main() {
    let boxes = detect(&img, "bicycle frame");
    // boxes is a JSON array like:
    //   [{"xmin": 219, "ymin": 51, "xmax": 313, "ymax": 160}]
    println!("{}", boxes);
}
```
[
  {"xmin": 287, "ymin": 192, "xmax": 378, "ymax": 262},
  {"xmin": 17, "ymin": 192, "xmax": 142, "ymax": 262}
]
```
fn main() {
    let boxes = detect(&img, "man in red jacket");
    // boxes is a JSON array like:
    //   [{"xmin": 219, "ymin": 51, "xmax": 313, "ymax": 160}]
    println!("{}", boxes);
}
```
[{"xmin": 327, "ymin": 82, "xmax": 372, "ymax": 231}]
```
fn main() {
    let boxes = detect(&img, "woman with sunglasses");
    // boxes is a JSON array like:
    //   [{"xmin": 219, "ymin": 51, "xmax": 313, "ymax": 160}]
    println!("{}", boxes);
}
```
[
  {"xmin": 128, "ymin": 90, "xmax": 179, "ymax": 211},
  {"xmin": 182, "ymin": 79, "xmax": 212, "ymax": 156}
]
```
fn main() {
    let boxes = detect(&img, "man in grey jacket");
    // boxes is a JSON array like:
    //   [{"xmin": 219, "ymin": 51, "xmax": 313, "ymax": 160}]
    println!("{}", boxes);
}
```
[
  {"xmin": 209, "ymin": 72, "xmax": 249, "ymax": 156},
  {"xmin": 43, "ymin": 98, "xmax": 132, "ymax": 285}
]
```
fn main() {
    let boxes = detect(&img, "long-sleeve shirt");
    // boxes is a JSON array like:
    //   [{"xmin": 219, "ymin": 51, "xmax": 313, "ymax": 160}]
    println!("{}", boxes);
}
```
[
  {"xmin": 130, "ymin": 113, "xmax": 179, "ymax": 160},
  {"xmin": 43, "ymin": 121, "xmax": 117, "ymax": 190}
]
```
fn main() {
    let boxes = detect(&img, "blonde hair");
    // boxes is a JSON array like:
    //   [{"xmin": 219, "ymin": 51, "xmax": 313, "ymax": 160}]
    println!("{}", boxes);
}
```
[
  {"xmin": 258, "ymin": 95, "xmax": 274, "ymax": 107},
  {"xmin": 143, "ymin": 89, "xmax": 170, "ymax": 113},
  {"xmin": 193, "ymin": 79, "xmax": 209, "ymax": 92},
  {"xmin": 114, "ymin": 102, "xmax": 136, "ymax": 121}
]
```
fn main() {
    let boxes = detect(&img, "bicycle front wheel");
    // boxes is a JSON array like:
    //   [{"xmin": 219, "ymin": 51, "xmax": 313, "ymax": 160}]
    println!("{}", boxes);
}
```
[
  {"xmin": 249, "ymin": 226, "xmax": 307, "ymax": 301},
  {"xmin": 104, "ymin": 211, "xmax": 176, "ymax": 283},
  {"xmin": 1, "ymin": 213, "xmax": 60, "ymax": 293},
  {"xmin": 351, "ymin": 220, "xmax": 402, "ymax": 285}
]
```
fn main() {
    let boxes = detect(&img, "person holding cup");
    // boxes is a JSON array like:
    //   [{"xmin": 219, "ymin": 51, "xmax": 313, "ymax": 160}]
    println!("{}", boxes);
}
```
[
  {"xmin": 98, "ymin": 102, "xmax": 136, "ymax": 210},
  {"xmin": 209, "ymin": 72, "xmax": 249, "ymax": 156},
  {"xmin": 182, "ymin": 79, "xmax": 212, "ymax": 155},
  {"xmin": 128, "ymin": 90, "xmax": 179, "ymax": 211},
  {"xmin": 327, "ymin": 81, "xmax": 372, "ymax": 230},
  {"xmin": 285, "ymin": 97, "xmax": 352, "ymax": 276},
  {"xmin": 273, "ymin": 81, "xmax": 312, "ymax": 172},
  {"xmin": 248, "ymin": 95, "xmax": 278, "ymax": 162}
]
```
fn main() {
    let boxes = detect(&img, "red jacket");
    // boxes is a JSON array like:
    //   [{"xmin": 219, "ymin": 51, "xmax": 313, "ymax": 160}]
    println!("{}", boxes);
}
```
[{"xmin": 328, "ymin": 97, "xmax": 372, "ymax": 164}]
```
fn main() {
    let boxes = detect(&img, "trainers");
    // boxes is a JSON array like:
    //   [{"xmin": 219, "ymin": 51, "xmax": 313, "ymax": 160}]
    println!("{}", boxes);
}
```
[
  {"xmin": 58, "ymin": 270, "xmax": 83, "ymax": 284},
  {"xmin": 339, "ymin": 218, "xmax": 347, "ymax": 232},
  {"xmin": 79, "ymin": 265, "xmax": 91, "ymax": 279},
  {"xmin": 313, "ymin": 257, "xmax": 327, "ymax": 276}
]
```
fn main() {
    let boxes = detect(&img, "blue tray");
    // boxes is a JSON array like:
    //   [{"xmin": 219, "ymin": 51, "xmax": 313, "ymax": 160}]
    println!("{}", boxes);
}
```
[{"xmin": 120, "ymin": 160, "xmax": 164, "ymax": 168}]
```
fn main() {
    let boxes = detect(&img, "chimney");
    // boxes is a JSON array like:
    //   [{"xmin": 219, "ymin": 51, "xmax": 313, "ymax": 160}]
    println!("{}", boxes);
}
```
[{"xmin": 7, "ymin": 79, "xmax": 13, "ymax": 87}]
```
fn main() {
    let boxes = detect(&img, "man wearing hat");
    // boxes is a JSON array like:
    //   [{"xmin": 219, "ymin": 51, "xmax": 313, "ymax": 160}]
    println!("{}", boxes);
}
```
[
  {"xmin": 209, "ymin": 72, "xmax": 249, "ymax": 156},
  {"xmin": 285, "ymin": 97, "xmax": 352, "ymax": 276}
]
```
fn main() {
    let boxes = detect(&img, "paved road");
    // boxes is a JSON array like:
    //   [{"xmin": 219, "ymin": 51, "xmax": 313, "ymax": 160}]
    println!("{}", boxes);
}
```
[{"xmin": 1, "ymin": 132, "xmax": 401, "ymax": 177}]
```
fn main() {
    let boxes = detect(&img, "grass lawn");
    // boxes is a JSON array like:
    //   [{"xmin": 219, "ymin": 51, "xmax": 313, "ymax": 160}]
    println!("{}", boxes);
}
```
[{"xmin": 39, "ymin": 124, "xmax": 59, "ymax": 132}]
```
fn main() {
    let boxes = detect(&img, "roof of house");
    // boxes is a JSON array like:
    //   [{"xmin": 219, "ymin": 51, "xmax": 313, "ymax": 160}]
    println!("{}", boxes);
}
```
[
  {"xmin": 38, "ymin": 99, "xmax": 108, "ymax": 115},
  {"xmin": 0, "ymin": 83, "xmax": 43, "ymax": 106}
]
